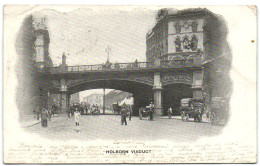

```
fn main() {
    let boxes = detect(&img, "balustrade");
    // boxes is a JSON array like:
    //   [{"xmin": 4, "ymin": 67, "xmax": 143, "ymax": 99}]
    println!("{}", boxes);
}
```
[{"xmin": 51, "ymin": 59, "xmax": 196, "ymax": 73}]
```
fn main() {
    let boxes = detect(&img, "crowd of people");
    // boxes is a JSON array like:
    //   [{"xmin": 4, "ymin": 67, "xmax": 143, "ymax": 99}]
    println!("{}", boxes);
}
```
[{"xmin": 33, "ymin": 101, "xmax": 159, "ymax": 128}]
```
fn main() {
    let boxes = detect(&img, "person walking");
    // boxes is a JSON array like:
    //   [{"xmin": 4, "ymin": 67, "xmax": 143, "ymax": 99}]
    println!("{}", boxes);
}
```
[
  {"xmin": 74, "ymin": 108, "xmax": 81, "ymax": 126},
  {"xmin": 41, "ymin": 107, "xmax": 48, "ymax": 127},
  {"xmin": 149, "ymin": 102, "xmax": 154, "ymax": 121},
  {"xmin": 168, "ymin": 107, "xmax": 173, "ymax": 119},
  {"xmin": 121, "ymin": 108, "xmax": 127, "ymax": 125}
]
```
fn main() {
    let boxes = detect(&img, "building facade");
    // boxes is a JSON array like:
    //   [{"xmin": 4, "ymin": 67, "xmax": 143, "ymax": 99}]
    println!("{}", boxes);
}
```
[
  {"xmin": 146, "ymin": 8, "xmax": 231, "ymax": 111},
  {"xmin": 83, "ymin": 94, "xmax": 103, "ymax": 106},
  {"xmin": 15, "ymin": 14, "xmax": 54, "ymax": 115}
]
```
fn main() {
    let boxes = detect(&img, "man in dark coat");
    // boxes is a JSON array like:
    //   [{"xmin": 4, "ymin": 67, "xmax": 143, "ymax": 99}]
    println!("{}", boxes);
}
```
[
  {"xmin": 121, "ymin": 108, "xmax": 127, "ymax": 125},
  {"xmin": 41, "ymin": 108, "xmax": 48, "ymax": 127},
  {"xmin": 149, "ymin": 102, "xmax": 155, "ymax": 121}
]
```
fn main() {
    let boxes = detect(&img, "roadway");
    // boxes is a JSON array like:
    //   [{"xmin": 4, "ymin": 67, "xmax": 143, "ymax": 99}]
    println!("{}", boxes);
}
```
[{"xmin": 24, "ymin": 114, "xmax": 224, "ymax": 142}]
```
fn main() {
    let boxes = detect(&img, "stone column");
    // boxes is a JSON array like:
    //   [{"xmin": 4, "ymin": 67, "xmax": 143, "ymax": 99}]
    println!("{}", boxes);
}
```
[
  {"xmin": 153, "ymin": 72, "xmax": 163, "ymax": 116},
  {"xmin": 60, "ymin": 78, "xmax": 68, "ymax": 113}
]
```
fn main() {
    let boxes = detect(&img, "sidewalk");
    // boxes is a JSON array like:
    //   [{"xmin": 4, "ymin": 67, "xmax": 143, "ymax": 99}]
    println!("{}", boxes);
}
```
[
  {"xmin": 19, "ymin": 114, "xmax": 66, "ymax": 128},
  {"xmin": 20, "ymin": 114, "xmax": 41, "ymax": 128},
  {"xmin": 159, "ymin": 114, "xmax": 210, "ymax": 123}
]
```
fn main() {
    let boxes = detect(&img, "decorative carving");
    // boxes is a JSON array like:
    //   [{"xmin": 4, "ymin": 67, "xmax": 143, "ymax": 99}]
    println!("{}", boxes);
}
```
[
  {"xmin": 65, "ymin": 74, "xmax": 154, "ymax": 89},
  {"xmin": 32, "ymin": 16, "xmax": 47, "ymax": 30},
  {"xmin": 128, "ymin": 75, "xmax": 154, "ymax": 85},
  {"xmin": 162, "ymin": 73, "xmax": 192, "ymax": 85}
]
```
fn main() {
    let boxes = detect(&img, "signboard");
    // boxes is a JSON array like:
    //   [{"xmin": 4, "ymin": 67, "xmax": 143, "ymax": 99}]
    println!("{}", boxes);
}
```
[{"xmin": 162, "ymin": 74, "xmax": 192, "ymax": 85}]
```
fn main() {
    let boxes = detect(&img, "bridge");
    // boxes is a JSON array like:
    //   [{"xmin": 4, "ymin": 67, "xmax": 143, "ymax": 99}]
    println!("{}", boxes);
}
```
[{"xmin": 49, "ymin": 57, "xmax": 203, "ymax": 116}]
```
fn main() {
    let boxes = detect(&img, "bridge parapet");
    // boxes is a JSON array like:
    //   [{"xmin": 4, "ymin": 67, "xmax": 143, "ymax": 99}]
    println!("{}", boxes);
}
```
[{"xmin": 51, "ymin": 60, "xmax": 200, "ymax": 73}]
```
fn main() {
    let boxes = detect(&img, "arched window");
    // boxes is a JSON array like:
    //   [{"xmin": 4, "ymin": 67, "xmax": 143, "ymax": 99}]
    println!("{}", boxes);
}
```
[
  {"xmin": 192, "ymin": 21, "xmax": 198, "ymax": 32},
  {"xmin": 183, "ymin": 37, "xmax": 190, "ymax": 50},
  {"xmin": 190, "ymin": 36, "xmax": 198, "ymax": 51},
  {"xmin": 175, "ymin": 22, "xmax": 181, "ymax": 34},
  {"xmin": 174, "ymin": 37, "xmax": 182, "ymax": 52}
]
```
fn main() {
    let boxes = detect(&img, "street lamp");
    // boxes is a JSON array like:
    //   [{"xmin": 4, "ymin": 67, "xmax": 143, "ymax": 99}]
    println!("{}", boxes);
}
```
[{"xmin": 103, "ymin": 88, "xmax": 105, "ymax": 114}]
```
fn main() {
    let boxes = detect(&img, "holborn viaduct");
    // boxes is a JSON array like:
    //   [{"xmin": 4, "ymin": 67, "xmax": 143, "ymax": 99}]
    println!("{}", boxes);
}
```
[{"xmin": 18, "ymin": 8, "xmax": 230, "ymax": 116}]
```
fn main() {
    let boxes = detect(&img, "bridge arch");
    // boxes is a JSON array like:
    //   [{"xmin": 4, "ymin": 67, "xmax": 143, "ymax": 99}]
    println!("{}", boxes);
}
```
[
  {"xmin": 67, "ymin": 79, "xmax": 154, "ymax": 115},
  {"xmin": 67, "ymin": 78, "xmax": 153, "ymax": 95},
  {"xmin": 162, "ymin": 83, "xmax": 193, "ymax": 115}
]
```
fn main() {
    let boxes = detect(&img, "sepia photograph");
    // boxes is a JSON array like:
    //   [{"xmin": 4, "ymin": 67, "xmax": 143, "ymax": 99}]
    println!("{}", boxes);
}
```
[{"xmin": 3, "ymin": 5, "xmax": 257, "ymax": 163}]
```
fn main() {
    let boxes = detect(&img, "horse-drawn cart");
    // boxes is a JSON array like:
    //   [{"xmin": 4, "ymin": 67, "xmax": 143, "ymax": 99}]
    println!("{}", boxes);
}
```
[{"xmin": 180, "ymin": 98, "xmax": 204, "ymax": 122}]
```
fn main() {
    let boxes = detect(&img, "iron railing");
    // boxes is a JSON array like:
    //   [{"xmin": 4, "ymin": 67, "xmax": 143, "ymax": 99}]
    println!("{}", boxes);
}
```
[{"xmin": 51, "ymin": 59, "xmax": 198, "ymax": 73}]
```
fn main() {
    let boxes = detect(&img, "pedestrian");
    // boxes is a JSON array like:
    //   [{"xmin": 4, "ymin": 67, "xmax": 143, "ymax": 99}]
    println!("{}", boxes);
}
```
[
  {"xmin": 41, "ymin": 107, "xmax": 48, "ymax": 127},
  {"xmin": 168, "ymin": 107, "xmax": 173, "ymax": 118},
  {"xmin": 121, "ymin": 108, "xmax": 127, "ymax": 125},
  {"xmin": 149, "ymin": 102, "xmax": 154, "ymax": 121},
  {"xmin": 74, "ymin": 108, "xmax": 81, "ymax": 126},
  {"xmin": 139, "ymin": 108, "xmax": 143, "ymax": 120}
]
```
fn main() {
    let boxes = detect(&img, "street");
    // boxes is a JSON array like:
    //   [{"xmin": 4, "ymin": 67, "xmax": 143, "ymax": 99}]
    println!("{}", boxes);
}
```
[{"xmin": 25, "ymin": 115, "xmax": 224, "ymax": 142}]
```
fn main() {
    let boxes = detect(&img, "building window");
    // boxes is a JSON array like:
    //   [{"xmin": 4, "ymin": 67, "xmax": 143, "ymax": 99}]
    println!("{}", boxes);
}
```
[
  {"xmin": 183, "ymin": 37, "xmax": 190, "ymax": 50},
  {"xmin": 191, "ymin": 36, "xmax": 198, "ymax": 51},
  {"xmin": 175, "ymin": 22, "xmax": 181, "ymax": 33},
  {"xmin": 192, "ymin": 21, "xmax": 198, "ymax": 32},
  {"xmin": 174, "ymin": 37, "xmax": 182, "ymax": 52}
]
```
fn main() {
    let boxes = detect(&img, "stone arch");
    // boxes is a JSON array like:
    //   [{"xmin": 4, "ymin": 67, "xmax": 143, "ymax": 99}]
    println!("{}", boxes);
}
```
[
  {"xmin": 67, "ymin": 78, "xmax": 153, "ymax": 95},
  {"xmin": 162, "ymin": 83, "xmax": 193, "ymax": 115}
]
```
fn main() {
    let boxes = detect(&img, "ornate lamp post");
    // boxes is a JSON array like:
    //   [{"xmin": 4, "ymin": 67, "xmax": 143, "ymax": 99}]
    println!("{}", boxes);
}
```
[{"xmin": 102, "ymin": 45, "xmax": 112, "ymax": 114}]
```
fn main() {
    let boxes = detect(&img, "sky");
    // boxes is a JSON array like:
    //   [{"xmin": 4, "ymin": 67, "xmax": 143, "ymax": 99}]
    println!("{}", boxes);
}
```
[
  {"xmin": 33, "ymin": 7, "xmax": 157, "ymax": 99},
  {"xmin": 34, "ymin": 8, "xmax": 157, "ymax": 67}
]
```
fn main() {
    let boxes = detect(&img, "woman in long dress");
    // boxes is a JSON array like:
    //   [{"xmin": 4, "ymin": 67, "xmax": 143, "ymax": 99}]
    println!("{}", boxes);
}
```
[{"xmin": 74, "ymin": 108, "xmax": 81, "ymax": 126}]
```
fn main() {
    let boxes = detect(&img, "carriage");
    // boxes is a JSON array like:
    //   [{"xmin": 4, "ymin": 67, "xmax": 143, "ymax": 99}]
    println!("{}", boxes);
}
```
[
  {"xmin": 112, "ymin": 103, "xmax": 121, "ymax": 114},
  {"xmin": 80, "ymin": 102, "xmax": 88, "ymax": 115},
  {"xmin": 50, "ymin": 105, "xmax": 60, "ymax": 116},
  {"xmin": 90, "ymin": 105, "xmax": 100, "ymax": 115},
  {"xmin": 139, "ymin": 106, "xmax": 151, "ymax": 120},
  {"xmin": 180, "ymin": 98, "xmax": 204, "ymax": 122},
  {"xmin": 209, "ymin": 97, "xmax": 228, "ymax": 125}
]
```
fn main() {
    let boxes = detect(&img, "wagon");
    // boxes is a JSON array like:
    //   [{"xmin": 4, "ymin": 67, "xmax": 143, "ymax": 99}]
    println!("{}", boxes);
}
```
[
  {"xmin": 139, "ymin": 106, "xmax": 151, "ymax": 120},
  {"xmin": 180, "ymin": 98, "xmax": 204, "ymax": 122},
  {"xmin": 112, "ymin": 103, "xmax": 121, "ymax": 114}
]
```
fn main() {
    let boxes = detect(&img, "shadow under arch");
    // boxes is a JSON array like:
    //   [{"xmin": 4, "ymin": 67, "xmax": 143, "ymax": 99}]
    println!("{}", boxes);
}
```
[{"xmin": 162, "ymin": 83, "xmax": 193, "ymax": 116}]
